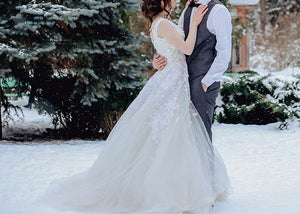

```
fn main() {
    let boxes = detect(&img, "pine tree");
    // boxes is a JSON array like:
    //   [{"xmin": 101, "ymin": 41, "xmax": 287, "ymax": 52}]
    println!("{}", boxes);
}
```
[{"xmin": 0, "ymin": 0, "xmax": 146, "ymax": 137}]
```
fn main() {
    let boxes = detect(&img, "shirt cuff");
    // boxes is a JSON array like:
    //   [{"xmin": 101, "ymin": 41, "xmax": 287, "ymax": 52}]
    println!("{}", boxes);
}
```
[{"xmin": 201, "ymin": 74, "xmax": 215, "ymax": 87}]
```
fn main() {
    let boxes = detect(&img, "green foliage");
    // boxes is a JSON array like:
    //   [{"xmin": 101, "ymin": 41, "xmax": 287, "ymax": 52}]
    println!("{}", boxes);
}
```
[
  {"xmin": 238, "ymin": 70, "xmax": 259, "ymax": 75},
  {"xmin": 216, "ymin": 73, "xmax": 300, "ymax": 128},
  {"xmin": 0, "ymin": 0, "xmax": 146, "ymax": 137}
]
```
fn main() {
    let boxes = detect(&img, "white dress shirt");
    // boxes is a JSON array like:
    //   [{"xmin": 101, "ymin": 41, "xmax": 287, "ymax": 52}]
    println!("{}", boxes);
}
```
[{"xmin": 178, "ymin": 0, "xmax": 232, "ymax": 87}]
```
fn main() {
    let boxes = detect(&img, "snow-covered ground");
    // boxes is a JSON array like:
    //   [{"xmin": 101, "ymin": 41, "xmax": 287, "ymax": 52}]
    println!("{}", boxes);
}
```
[
  {"xmin": 251, "ymin": 66, "xmax": 300, "ymax": 79},
  {"xmin": 1, "ymin": 122, "xmax": 300, "ymax": 214},
  {"xmin": 1, "ymin": 68, "xmax": 300, "ymax": 214},
  {"xmin": 2, "ymin": 97, "xmax": 53, "ymax": 140}
]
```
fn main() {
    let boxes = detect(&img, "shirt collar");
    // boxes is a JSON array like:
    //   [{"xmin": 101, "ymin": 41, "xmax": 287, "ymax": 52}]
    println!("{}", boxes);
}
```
[{"xmin": 194, "ymin": 0, "xmax": 211, "ymax": 4}]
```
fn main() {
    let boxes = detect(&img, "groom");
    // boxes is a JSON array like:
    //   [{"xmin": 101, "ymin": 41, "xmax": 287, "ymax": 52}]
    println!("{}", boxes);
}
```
[{"xmin": 153, "ymin": 0, "xmax": 232, "ymax": 142}]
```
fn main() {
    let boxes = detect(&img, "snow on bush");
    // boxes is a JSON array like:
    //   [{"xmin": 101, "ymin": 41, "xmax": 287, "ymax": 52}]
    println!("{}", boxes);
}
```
[{"xmin": 216, "ymin": 71, "xmax": 300, "ymax": 129}]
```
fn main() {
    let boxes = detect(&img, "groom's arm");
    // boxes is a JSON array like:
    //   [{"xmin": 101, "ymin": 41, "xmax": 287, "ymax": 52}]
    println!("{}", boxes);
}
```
[
  {"xmin": 153, "ymin": 54, "xmax": 167, "ymax": 70},
  {"xmin": 201, "ymin": 5, "xmax": 232, "ymax": 89}
]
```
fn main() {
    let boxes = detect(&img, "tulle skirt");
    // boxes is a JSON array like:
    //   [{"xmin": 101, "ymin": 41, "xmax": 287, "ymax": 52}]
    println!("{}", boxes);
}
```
[{"xmin": 36, "ymin": 68, "xmax": 232, "ymax": 214}]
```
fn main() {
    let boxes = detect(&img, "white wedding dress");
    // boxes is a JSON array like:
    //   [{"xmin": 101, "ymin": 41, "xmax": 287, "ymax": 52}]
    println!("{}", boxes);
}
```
[{"xmin": 38, "ymin": 18, "xmax": 231, "ymax": 214}]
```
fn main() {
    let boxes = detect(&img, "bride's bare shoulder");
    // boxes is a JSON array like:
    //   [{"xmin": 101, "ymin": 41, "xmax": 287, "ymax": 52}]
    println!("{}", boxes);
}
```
[
  {"xmin": 151, "ymin": 18, "xmax": 174, "ymax": 38},
  {"xmin": 150, "ymin": 18, "xmax": 172, "ymax": 31}
]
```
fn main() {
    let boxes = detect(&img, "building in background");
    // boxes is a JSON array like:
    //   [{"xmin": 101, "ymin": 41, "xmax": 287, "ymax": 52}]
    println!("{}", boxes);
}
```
[{"xmin": 229, "ymin": 0, "xmax": 259, "ymax": 73}]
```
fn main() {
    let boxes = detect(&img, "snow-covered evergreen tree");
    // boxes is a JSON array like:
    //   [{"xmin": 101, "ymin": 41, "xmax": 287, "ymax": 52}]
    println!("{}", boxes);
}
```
[
  {"xmin": 0, "ymin": 0, "xmax": 146, "ymax": 137},
  {"xmin": 2, "ymin": 0, "xmax": 144, "ymax": 104}
]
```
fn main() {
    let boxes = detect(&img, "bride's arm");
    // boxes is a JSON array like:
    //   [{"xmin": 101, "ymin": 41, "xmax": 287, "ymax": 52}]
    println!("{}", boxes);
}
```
[{"xmin": 157, "ymin": 5, "xmax": 208, "ymax": 55}]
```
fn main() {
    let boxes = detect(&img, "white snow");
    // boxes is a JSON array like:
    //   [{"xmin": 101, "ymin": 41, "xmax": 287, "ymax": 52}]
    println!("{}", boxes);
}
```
[
  {"xmin": 1, "ymin": 67, "xmax": 300, "ymax": 214},
  {"xmin": 252, "ymin": 66, "xmax": 300, "ymax": 79},
  {"xmin": 229, "ymin": 0, "xmax": 259, "ymax": 5},
  {"xmin": 0, "ymin": 122, "xmax": 300, "ymax": 214},
  {"xmin": 2, "ymin": 97, "xmax": 53, "ymax": 139}
]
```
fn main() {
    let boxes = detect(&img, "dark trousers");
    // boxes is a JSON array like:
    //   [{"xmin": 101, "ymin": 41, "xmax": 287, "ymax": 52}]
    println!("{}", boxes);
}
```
[{"xmin": 189, "ymin": 75, "xmax": 220, "ymax": 142}]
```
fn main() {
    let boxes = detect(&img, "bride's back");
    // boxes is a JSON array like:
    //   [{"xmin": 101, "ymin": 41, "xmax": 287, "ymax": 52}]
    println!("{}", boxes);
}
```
[{"xmin": 150, "ymin": 18, "xmax": 187, "ymax": 70}]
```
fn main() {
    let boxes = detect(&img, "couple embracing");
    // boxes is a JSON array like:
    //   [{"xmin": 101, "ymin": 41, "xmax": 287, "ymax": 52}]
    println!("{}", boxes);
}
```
[
  {"xmin": 38, "ymin": 0, "xmax": 232, "ymax": 213},
  {"xmin": 152, "ymin": 0, "xmax": 232, "ymax": 142}
]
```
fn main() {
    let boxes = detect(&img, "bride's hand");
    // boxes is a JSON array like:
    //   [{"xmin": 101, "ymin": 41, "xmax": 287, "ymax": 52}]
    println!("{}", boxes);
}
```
[
  {"xmin": 185, "ymin": 0, "xmax": 192, "ymax": 8},
  {"xmin": 191, "ymin": 4, "xmax": 208, "ymax": 27}
]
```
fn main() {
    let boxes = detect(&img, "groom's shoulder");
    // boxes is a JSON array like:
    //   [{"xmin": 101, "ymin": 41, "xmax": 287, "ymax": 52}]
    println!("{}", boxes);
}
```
[
  {"xmin": 211, "ymin": 0, "xmax": 229, "ymax": 10},
  {"xmin": 212, "ymin": 0, "xmax": 226, "ymax": 6},
  {"xmin": 211, "ymin": 3, "xmax": 231, "ymax": 17}
]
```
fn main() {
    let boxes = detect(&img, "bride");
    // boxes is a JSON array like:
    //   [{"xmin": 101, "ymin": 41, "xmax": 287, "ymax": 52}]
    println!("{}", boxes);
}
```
[{"xmin": 37, "ymin": 0, "xmax": 231, "ymax": 213}]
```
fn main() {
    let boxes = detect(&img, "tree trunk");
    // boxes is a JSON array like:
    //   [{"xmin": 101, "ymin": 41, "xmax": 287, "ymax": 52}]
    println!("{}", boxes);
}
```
[{"xmin": 260, "ymin": 0, "xmax": 267, "ymax": 38}]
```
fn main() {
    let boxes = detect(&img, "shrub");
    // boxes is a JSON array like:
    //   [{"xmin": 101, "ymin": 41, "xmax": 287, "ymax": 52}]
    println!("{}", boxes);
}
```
[{"xmin": 216, "ymin": 73, "xmax": 300, "ymax": 128}]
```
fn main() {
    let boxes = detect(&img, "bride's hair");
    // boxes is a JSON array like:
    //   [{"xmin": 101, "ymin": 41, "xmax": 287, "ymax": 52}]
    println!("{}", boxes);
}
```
[{"xmin": 141, "ymin": 0, "xmax": 171, "ymax": 33}]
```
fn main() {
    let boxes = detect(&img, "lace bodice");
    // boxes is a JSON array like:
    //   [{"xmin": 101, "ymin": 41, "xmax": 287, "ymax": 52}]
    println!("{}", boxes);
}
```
[
  {"xmin": 123, "ymin": 17, "xmax": 192, "ymax": 143},
  {"xmin": 150, "ymin": 17, "xmax": 187, "ymax": 68}
]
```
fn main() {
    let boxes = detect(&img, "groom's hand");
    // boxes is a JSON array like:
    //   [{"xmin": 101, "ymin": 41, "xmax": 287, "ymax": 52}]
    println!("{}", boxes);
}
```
[
  {"xmin": 201, "ymin": 82, "xmax": 208, "ymax": 92},
  {"xmin": 153, "ymin": 54, "xmax": 167, "ymax": 71}
]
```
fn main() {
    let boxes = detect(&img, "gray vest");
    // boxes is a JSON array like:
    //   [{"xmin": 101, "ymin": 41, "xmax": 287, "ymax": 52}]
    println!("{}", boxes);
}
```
[{"xmin": 184, "ymin": 0, "xmax": 222, "ymax": 81}]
